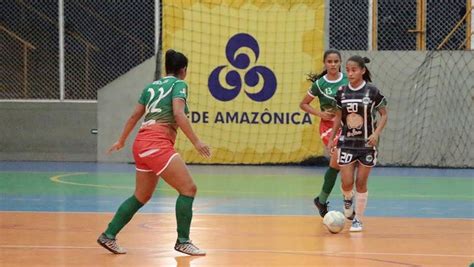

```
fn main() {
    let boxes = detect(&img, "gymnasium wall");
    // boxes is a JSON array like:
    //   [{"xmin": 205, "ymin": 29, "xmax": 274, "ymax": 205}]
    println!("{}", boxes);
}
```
[
  {"xmin": 0, "ymin": 102, "xmax": 97, "ymax": 161},
  {"xmin": 96, "ymin": 51, "xmax": 474, "ymax": 167},
  {"xmin": 97, "ymin": 57, "xmax": 157, "ymax": 163}
]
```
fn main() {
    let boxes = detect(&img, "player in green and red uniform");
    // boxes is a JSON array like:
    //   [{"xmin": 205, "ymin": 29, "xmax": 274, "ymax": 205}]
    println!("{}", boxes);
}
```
[
  {"xmin": 97, "ymin": 49, "xmax": 210, "ymax": 256},
  {"xmin": 300, "ymin": 49, "xmax": 348, "ymax": 217},
  {"xmin": 328, "ymin": 55, "xmax": 388, "ymax": 232}
]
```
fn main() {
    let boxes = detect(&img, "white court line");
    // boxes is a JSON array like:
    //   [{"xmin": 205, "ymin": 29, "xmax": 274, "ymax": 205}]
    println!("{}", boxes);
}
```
[
  {"xmin": 0, "ymin": 245, "xmax": 472, "ymax": 258},
  {"xmin": 1, "ymin": 211, "xmax": 473, "ymax": 220},
  {"xmin": 0, "ymin": 210, "xmax": 315, "ymax": 218},
  {"xmin": 131, "ymin": 212, "xmax": 474, "ymax": 220},
  {"xmin": 49, "ymin": 172, "xmax": 283, "ymax": 195}
]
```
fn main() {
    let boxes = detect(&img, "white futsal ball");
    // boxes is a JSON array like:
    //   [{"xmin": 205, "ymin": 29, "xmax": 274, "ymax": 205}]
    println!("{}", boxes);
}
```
[{"xmin": 323, "ymin": 211, "xmax": 346, "ymax": 233}]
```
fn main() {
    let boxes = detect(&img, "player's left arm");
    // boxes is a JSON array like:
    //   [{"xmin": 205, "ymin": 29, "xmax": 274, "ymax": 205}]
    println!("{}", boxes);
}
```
[
  {"xmin": 108, "ymin": 104, "xmax": 146, "ymax": 154},
  {"xmin": 367, "ymin": 87, "xmax": 388, "ymax": 147},
  {"xmin": 367, "ymin": 106, "xmax": 388, "ymax": 146}
]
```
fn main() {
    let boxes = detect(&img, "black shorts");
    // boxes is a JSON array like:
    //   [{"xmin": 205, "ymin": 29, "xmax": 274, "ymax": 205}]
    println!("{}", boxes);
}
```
[{"xmin": 337, "ymin": 148, "xmax": 377, "ymax": 167}]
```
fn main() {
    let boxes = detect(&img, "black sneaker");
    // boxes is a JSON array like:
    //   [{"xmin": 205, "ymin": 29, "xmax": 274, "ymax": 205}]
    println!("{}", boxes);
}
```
[
  {"xmin": 313, "ymin": 196, "xmax": 329, "ymax": 218},
  {"xmin": 97, "ymin": 233, "xmax": 126, "ymax": 254}
]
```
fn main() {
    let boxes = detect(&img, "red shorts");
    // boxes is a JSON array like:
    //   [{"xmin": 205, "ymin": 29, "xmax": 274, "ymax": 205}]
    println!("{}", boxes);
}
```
[
  {"xmin": 132, "ymin": 139, "xmax": 178, "ymax": 175},
  {"xmin": 319, "ymin": 119, "xmax": 341, "ymax": 146},
  {"xmin": 132, "ymin": 125, "xmax": 179, "ymax": 175}
]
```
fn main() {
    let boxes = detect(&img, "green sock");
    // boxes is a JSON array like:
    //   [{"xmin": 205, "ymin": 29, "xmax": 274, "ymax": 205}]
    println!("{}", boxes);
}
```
[
  {"xmin": 176, "ymin": 194, "xmax": 194, "ymax": 243},
  {"xmin": 104, "ymin": 195, "xmax": 144, "ymax": 238},
  {"xmin": 318, "ymin": 167, "xmax": 339, "ymax": 204}
]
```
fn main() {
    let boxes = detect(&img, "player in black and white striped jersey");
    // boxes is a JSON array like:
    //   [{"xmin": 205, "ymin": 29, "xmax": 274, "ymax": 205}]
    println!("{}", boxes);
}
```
[{"xmin": 328, "ymin": 55, "xmax": 388, "ymax": 232}]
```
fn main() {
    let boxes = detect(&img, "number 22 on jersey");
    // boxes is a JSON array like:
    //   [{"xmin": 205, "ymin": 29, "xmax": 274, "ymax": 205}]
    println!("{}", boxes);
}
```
[{"xmin": 146, "ymin": 87, "xmax": 171, "ymax": 114}]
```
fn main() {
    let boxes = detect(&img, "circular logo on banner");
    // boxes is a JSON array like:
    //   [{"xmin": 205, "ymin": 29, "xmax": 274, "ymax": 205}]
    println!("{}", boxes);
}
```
[{"xmin": 208, "ymin": 33, "xmax": 277, "ymax": 102}]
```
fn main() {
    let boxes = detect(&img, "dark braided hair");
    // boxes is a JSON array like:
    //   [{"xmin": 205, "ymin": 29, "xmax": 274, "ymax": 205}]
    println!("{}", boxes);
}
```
[
  {"xmin": 307, "ymin": 49, "xmax": 342, "ymax": 82},
  {"xmin": 347, "ymin": 55, "xmax": 372, "ymax": 82},
  {"xmin": 165, "ymin": 49, "xmax": 188, "ymax": 75}
]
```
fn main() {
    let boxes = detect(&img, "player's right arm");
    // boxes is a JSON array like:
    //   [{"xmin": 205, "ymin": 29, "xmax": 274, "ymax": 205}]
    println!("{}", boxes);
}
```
[
  {"xmin": 300, "ymin": 82, "xmax": 334, "ymax": 121},
  {"xmin": 108, "ymin": 104, "xmax": 146, "ymax": 154},
  {"xmin": 172, "ymin": 98, "xmax": 211, "ymax": 158},
  {"xmin": 327, "ymin": 109, "xmax": 341, "ymax": 152},
  {"xmin": 327, "ymin": 87, "xmax": 344, "ymax": 151}
]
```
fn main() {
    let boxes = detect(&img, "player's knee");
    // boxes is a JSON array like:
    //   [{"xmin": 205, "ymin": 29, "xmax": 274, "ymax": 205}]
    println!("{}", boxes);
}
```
[
  {"xmin": 341, "ymin": 184, "xmax": 351, "ymax": 192},
  {"xmin": 355, "ymin": 181, "xmax": 367, "ymax": 192},
  {"xmin": 341, "ymin": 180, "xmax": 353, "ymax": 191},
  {"xmin": 135, "ymin": 192, "xmax": 153, "ymax": 204},
  {"xmin": 180, "ymin": 183, "xmax": 197, "ymax": 197}
]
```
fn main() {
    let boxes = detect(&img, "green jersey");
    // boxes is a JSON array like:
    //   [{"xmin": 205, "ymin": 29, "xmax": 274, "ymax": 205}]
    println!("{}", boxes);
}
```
[
  {"xmin": 308, "ymin": 73, "xmax": 348, "ymax": 111},
  {"xmin": 138, "ymin": 76, "xmax": 189, "ymax": 124}
]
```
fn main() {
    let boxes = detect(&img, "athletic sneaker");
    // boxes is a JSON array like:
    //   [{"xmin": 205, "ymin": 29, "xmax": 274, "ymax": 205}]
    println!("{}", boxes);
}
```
[
  {"xmin": 313, "ymin": 196, "xmax": 329, "ymax": 217},
  {"xmin": 343, "ymin": 197, "xmax": 355, "ymax": 220},
  {"xmin": 174, "ymin": 240, "xmax": 206, "ymax": 256},
  {"xmin": 350, "ymin": 218, "xmax": 363, "ymax": 232},
  {"xmin": 97, "ymin": 233, "xmax": 127, "ymax": 254}
]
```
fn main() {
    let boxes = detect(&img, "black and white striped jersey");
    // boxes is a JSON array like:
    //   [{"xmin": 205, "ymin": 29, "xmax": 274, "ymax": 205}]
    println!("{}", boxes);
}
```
[{"xmin": 335, "ymin": 81, "xmax": 387, "ymax": 149}]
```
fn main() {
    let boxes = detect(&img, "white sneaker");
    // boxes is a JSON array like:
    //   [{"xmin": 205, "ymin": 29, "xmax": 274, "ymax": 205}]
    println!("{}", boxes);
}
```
[
  {"xmin": 343, "ymin": 197, "xmax": 355, "ymax": 220},
  {"xmin": 97, "ymin": 233, "xmax": 127, "ymax": 254},
  {"xmin": 350, "ymin": 218, "xmax": 363, "ymax": 232},
  {"xmin": 174, "ymin": 240, "xmax": 206, "ymax": 256}
]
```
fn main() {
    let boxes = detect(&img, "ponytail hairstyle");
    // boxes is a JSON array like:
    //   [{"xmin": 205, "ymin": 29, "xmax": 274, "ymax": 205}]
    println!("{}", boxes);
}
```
[
  {"xmin": 307, "ymin": 49, "xmax": 342, "ymax": 82},
  {"xmin": 347, "ymin": 55, "xmax": 372, "ymax": 82},
  {"xmin": 165, "ymin": 49, "xmax": 188, "ymax": 76}
]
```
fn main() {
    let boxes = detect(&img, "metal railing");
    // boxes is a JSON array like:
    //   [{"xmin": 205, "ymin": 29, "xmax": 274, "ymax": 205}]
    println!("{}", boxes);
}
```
[
  {"xmin": 1, "ymin": 25, "xmax": 36, "ymax": 98},
  {"xmin": 437, "ymin": 6, "xmax": 473, "ymax": 50}
]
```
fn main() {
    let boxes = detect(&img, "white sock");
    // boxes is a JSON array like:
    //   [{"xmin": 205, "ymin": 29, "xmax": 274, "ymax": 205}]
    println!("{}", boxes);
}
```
[
  {"xmin": 341, "ymin": 185, "xmax": 353, "ymax": 200},
  {"xmin": 355, "ymin": 191, "xmax": 368, "ymax": 220}
]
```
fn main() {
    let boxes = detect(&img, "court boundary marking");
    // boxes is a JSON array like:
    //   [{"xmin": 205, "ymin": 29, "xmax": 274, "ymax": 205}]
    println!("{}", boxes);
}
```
[
  {"xmin": 1, "ymin": 173, "xmax": 472, "ymax": 217},
  {"xmin": 0, "ymin": 171, "xmax": 471, "ymax": 199},
  {"xmin": 49, "ymin": 172, "xmax": 268, "ymax": 195},
  {"xmin": 48, "ymin": 172, "xmax": 312, "ymax": 196},
  {"xmin": 49, "ymin": 172, "xmax": 173, "ymax": 192},
  {"xmin": 0, "ymin": 210, "xmax": 314, "ymax": 221},
  {"xmin": 0, "ymin": 244, "xmax": 472, "ymax": 258},
  {"xmin": 1, "ymin": 210, "xmax": 473, "ymax": 220},
  {"xmin": 47, "ymin": 172, "xmax": 474, "ymax": 200}
]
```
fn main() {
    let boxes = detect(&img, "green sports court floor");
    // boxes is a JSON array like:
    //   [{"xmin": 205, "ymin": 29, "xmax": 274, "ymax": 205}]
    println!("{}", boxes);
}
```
[{"xmin": 1, "ymin": 162, "xmax": 472, "ymax": 218}]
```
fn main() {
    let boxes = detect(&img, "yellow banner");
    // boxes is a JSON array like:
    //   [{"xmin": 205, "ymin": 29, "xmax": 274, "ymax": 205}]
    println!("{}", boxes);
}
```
[{"xmin": 163, "ymin": 0, "xmax": 326, "ymax": 163}]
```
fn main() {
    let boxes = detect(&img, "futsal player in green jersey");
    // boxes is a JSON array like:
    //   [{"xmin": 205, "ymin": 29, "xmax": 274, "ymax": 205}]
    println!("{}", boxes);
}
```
[
  {"xmin": 329, "ymin": 56, "xmax": 388, "ymax": 231},
  {"xmin": 300, "ymin": 50, "xmax": 348, "ymax": 217},
  {"xmin": 97, "ymin": 49, "xmax": 211, "ymax": 255}
]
